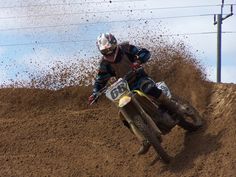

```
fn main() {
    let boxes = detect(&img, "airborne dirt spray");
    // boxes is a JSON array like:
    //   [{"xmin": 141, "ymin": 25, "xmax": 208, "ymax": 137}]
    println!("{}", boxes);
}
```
[
  {"xmin": 1, "ymin": 0, "xmax": 210, "ymax": 111},
  {"xmin": 1, "ymin": 33, "xmax": 210, "ymax": 113},
  {"xmin": 0, "ymin": 0, "xmax": 211, "ymax": 111}
]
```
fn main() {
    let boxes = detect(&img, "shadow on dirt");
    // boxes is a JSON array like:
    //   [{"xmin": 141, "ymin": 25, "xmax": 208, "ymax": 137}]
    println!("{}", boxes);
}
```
[{"xmin": 167, "ymin": 119, "xmax": 224, "ymax": 173}]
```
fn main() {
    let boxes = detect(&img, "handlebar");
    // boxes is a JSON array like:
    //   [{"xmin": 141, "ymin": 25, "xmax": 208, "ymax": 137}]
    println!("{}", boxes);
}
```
[
  {"xmin": 89, "ymin": 67, "xmax": 143, "ymax": 105},
  {"xmin": 89, "ymin": 85, "xmax": 108, "ymax": 105}
]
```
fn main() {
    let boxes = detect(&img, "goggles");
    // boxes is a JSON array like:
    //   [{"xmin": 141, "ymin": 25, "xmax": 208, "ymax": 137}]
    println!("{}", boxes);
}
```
[{"xmin": 101, "ymin": 47, "xmax": 115, "ymax": 55}]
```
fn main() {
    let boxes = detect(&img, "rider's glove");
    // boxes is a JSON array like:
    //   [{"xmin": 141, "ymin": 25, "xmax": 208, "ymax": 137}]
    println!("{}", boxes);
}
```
[
  {"xmin": 88, "ymin": 93, "xmax": 98, "ymax": 105},
  {"xmin": 131, "ymin": 59, "xmax": 141, "ymax": 70}
]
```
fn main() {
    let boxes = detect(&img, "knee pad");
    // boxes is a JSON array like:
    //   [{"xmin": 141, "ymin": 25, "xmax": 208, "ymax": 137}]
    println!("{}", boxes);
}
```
[{"xmin": 140, "ymin": 79, "xmax": 162, "ymax": 99}]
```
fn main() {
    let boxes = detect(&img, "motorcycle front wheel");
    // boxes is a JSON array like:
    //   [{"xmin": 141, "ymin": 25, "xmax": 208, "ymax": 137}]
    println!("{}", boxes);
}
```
[
  {"xmin": 132, "ymin": 114, "xmax": 171, "ymax": 163},
  {"xmin": 172, "ymin": 95, "xmax": 203, "ymax": 132}
]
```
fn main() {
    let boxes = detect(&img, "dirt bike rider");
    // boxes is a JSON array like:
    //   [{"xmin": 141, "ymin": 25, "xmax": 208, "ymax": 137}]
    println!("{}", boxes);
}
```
[{"xmin": 88, "ymin": 33, "xmax": 185, "ymax": 155}]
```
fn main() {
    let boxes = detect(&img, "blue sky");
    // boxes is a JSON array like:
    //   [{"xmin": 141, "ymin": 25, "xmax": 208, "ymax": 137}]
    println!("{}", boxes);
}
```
[{"xmin": 0, "ymin": 0, "xmax": 235, "ymax": 84}]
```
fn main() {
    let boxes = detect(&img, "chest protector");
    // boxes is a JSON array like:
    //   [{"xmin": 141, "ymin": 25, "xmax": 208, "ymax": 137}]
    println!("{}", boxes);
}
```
[
  {"xmin": 110, "ymin": 54, "xmax": 133, "ymax": 79},
  {"xmin": 103, "ymin": 43, "xmax": 133, "ymax": 79}
]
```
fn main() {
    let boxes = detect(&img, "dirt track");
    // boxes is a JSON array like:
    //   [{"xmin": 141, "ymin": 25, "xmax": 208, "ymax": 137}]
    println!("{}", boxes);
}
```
[{"xmin": 0, "ymin": 82, "xmax": 235, "ymax": 177}]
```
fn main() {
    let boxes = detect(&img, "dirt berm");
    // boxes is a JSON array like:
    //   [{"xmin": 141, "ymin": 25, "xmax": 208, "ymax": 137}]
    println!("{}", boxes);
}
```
[{"xmin": 0, "ymin": 80, "xmax": 235, "ymax": 177}]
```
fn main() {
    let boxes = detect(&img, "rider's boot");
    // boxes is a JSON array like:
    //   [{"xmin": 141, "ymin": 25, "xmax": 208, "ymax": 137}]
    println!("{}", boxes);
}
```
[
  {"xmin": 140, "ymin": 81, "xmax": 184, "ymax": 124},
  {"xmin": 137, "ymin": 140, "xmax": 151, "ymax": 155}
]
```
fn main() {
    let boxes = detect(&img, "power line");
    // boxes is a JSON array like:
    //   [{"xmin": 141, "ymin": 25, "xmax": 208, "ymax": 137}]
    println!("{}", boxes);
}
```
[
  {"xmin": 1, "ymin": 31, "xmax": 236, "ymax": 47},
  {"xmin": 0, "ymin": 14, "xmax": 215, "ymax": 32},
  {"xmin": 0, "ymin": 0, "xmax": 145, "ymax": 9},
  {"xmin": 0, "ymin": 1, "xmax": 234, "ymax": 10},
  {"xmin": 0, "ymin": 39, "xmax": 92, "ymax": 47},
  {"xmin": 163, "ymin": 31, "xmax": 236, "ymax": 36},
  {"xmin": 0, "ymin": 4, "xmax": 229, "ymax": 20},
  {"xmin": 224, "ymin": 31, "xmax": 236, "ymax": 33}
]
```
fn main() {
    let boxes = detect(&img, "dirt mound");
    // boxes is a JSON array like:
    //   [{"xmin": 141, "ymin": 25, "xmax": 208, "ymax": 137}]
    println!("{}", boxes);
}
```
[{"xmin": 0, "ymin": 81, "xmax": 235, "ymax": 177}]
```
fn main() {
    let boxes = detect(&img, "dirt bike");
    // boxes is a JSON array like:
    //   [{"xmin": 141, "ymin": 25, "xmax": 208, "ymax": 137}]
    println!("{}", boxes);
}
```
[{"xmin": 90, "ymin": 68, "xmax": 202, "ymax": 164}]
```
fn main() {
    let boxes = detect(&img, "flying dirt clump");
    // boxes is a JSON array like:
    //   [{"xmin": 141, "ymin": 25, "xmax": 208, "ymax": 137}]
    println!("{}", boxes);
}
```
[
  {"xmin": 0, "ymin": 58, "xmax": 98, "ymax": 90},
  {"xmin": 145, "ymin": 40, "xmax": 210, "ymax": 110},
  {"xmin": 1, "ymin": 35, "xmax": 207, "ymax": 90}
]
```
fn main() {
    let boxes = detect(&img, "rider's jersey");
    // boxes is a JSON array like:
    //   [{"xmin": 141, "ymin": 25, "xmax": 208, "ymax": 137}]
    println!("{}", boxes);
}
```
[{"xmin": 93, "ymin": 42, "xmax": 151, "ymax": 94}]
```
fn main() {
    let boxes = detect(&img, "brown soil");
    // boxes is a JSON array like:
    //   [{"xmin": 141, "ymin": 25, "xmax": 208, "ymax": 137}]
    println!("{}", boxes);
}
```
[
  {"xmin": 0, "ymin": 81, "xmax": 235, "ymax": 177},
  {"xmin": 0, "ymin": 39, "xmax": 235, "ymax": 177}
]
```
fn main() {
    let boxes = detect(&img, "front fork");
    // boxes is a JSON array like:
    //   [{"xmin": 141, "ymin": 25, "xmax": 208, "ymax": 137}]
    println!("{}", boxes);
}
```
[
  {"xmin": 119, "ymin": 95, "xmax": 162, "ymax": 142},
  {"xmin": 120, "ymin": 107, "xmax": 145, "ymax": 142},
  {"xmin": 131, "ymin": 95, "xmax": 162, "ymax": 137}
]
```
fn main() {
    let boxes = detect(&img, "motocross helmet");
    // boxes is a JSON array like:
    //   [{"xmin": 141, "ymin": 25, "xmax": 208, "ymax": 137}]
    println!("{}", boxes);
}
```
[{"xmin": 96, "ymin": 33, "xmax": 117, "ymax": 56}]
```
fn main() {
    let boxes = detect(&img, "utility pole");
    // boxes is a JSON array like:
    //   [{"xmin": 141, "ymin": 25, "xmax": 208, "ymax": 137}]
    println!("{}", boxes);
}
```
[{"xmin": 214, "ymin": 0, "xmax": 233, "ymax": 83}]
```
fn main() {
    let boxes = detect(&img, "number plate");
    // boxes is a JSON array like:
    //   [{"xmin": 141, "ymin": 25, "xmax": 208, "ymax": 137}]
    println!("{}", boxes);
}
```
[{"xmin": 105, "ymin": 79, "xmax": 129, "ymax": 101}]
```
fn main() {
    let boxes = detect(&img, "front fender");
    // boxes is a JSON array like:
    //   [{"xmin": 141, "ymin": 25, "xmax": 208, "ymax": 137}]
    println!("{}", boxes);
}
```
[{"xmin": 118, "ymin": 96, "xmax": 132, "ymax": 108}]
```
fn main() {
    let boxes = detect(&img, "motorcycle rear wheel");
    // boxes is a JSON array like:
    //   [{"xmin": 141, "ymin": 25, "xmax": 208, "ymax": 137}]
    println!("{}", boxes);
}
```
[{"xmin": 172, "ymin": 95, "xmax": 203, "ymax": 131}]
